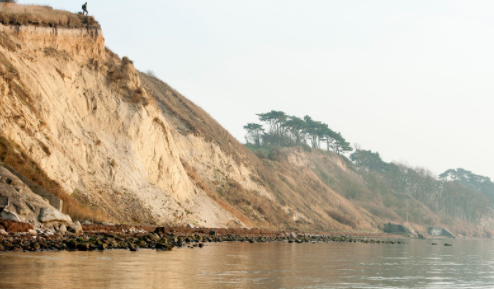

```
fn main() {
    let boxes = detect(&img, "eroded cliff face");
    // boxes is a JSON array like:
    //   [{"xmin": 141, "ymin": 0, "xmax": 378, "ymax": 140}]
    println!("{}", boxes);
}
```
[
  {"xmin": 0, "ymin": 23, "xmax": 384, "ymax": 232},
  {"xmin": 0, "ymin": 24, "xmax": 243, "ymax": 227}
]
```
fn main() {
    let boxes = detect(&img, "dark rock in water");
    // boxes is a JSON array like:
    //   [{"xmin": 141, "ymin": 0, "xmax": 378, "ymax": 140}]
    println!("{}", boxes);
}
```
[
  {"xmin": 444, "ymin": 243, "xmax": 453, "ymax": 246},
  {"xmin": 147, "ymin": 233, "xmax": 159, "ymax": 241},
  {"xmin": 31, "ymin": 242, "xmax": 40, "ymax": 250},
  {"xmin": 66, "ymin": 240, "xmax": 77, "ymax": 249},
  {"xmin": 209, "ymin": 230, "xmax": 216, "ymax": 236},
  {"xmin": 198, "ymin": 243, "xmax": 204, "ymax": 248},
  {"xmin": 156, "ymin": 243, "xmax": 172, "ymax": 251},
  {"xmin": 288, "ymin": 240, "xmax": 294, "ymax": 243},
  {"xmin": 432, "ymin": 243, "xmax": 438, "ymax": 245},
  {"xmin": 154, "ymin": 227, "xmax": 166, "ymax": 235},
  {"xmin": 129, "ymin": 245, "xmax": 139, "ymax": 251},
  {"xmin": 77, "ymin": 243, "xmax": 89, "ymax": 251}
]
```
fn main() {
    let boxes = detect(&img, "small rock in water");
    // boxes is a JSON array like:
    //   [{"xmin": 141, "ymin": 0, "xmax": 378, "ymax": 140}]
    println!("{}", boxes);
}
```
[
  {"xmin": 444, "ymin": 243, "xmax": 453, "ymax": 246},
  {"xmin": 432, "ymin": 243, "xmax": 438, "ymax": 245},
  {"xmin": 77, "ymin": 243, "xmax": 90, "ymax": 251}
]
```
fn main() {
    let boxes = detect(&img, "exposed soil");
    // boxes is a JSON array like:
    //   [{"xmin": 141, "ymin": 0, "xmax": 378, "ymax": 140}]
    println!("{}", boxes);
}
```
[{"xmin": 0, "ymin": 219, "xmax": 34, "ymax": 232}]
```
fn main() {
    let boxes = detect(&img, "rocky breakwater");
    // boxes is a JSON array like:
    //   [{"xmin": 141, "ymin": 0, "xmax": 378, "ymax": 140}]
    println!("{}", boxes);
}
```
[
  {"xmin": 0, "ymin": 225, "xmax": 407, "ymax": 253},
  {"xmin": 0, "ymin": 167, "xmax": 81, "ymax": 234}
]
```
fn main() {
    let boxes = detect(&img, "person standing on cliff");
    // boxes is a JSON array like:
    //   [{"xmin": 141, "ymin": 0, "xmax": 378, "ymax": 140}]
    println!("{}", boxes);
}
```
[{"xmin": 82, "ymin": 2, "xmax": 88, "ymax": 16}]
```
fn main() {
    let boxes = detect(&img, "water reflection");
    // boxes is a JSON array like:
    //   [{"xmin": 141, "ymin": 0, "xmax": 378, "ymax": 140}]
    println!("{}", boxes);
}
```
[{"xmin": 0, "ymin": 239, "xmax": 493, "ymax": 288}]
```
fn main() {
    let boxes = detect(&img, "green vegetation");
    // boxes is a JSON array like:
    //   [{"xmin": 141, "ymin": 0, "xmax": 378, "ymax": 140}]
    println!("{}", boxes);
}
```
[
  {"xmin": 244, "ymin": 110, "xmax": 352, "ymax": 154},
  {"xmin": 440, "ymin": 168, "xmax": 494, "ymax": 204},
  {"xmin": 244, "ymin": 111, "xmax": 492, "ymax": 231},
  {"xmin": 347, "ymin": 149, "xmax": 491, "ymax": 225}
]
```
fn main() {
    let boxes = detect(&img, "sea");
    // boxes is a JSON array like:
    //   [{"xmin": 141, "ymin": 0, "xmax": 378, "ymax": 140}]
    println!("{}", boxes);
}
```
[{"xmin": 0, "ymin": 238, "xmax": 492, "ymax": 288}]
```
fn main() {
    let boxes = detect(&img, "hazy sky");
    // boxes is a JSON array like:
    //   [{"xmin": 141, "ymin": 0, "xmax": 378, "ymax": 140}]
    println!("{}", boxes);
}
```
[{"xmin": 23, "ymin": 0, "xmax": 494, "ymax": 179}]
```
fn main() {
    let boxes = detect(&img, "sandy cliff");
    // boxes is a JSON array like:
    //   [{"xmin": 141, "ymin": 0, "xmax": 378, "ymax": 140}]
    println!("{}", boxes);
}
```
[
  {"xmin": 0, "ymin": 20, "xmax": 383, "ymax": 232},
  {"xmin": 0, "ymin": 24, "xmax": 243, "ymax": 227}
]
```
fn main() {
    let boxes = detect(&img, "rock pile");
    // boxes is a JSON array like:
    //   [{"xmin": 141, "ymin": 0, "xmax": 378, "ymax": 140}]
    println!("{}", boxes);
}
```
[
  {"xmin": 0, "ymin": 167, "xmax": 78, "ymax": 233},
  {"xmin": 0, "ymin": 230, "xmax": 406, "ymax": 253}
]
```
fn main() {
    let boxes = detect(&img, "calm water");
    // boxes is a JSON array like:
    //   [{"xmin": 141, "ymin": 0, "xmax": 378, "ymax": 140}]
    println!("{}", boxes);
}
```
[{"xmin": 0, "ymin": 239, "xmax": 493, "ymax": 288}]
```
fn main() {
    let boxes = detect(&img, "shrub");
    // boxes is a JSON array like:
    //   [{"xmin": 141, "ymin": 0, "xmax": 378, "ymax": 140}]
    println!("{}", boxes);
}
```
[
  {"xmin": 255, "ymin": 150, "xmax": 266, "ymax": 159},
  {"xmin": 0, "ymin": 32, "xmax": 16, "ymax": 51},
  {"xmin": 132, "ymin": 87, "xmax": 145, "ymax": 103},
  {"xmin": 268, "ymin": 148, "xmax": 283, "ymax": 161},
  {"xmin": 325, "ymin": 210, "xmax": 357, "ymax": 229},
  {"xmin": 302, "ymin": 143, "xmax": 312, "ymax": 152}
]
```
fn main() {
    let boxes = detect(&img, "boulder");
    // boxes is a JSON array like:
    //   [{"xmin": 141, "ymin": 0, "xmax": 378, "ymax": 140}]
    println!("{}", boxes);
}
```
[
  {"xmin": 58, "ymin": 224, "xmax": 67, "ymax": 234},
  {"xmin": 66, "ymin": 240, "xmax": 77, "ymax": 249},
  {"xmin": 427, "ymin": 227, "xmax": 454, "ymax": 238},
  {"xmin": 68, "ymin": 221, "xmax": 83, "ymax": 235},
  {"xmin": 0, "ymin": 229, "xmax": 7, "ymax": 235},
  {"xmin": 383, "ymin": 223, "xmax": 417, "ymax": 237},
  {"xmin": 1, "ymin": 209, "xmax": 21, "ymax": 222},
  {"xmin": 77, "ymin": 243, "xmax": 90, "ymax": 251},
  {"xmin": 38, "ymin": 207, "xmax": 72, "ymax": 223},
  {"xmin": 154, "ymin": 227, "xmax": 166, "ymax": 235},
  {"xmin": 209, "ymin": 229, "xmax": 216, "ymax": 236},
  {"xmin": 187, "ymin": 223, "xmax": 194, "ymax": 228}
]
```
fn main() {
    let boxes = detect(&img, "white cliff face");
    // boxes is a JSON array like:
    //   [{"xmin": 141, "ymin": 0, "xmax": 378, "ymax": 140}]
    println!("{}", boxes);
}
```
[{"xmin": 0, "ymin": 24, "xmax": 242, "ymax": 227}]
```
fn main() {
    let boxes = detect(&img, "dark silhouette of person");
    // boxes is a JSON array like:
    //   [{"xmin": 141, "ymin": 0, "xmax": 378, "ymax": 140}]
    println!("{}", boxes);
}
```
[{"xmin": 82, "ymin": 2, "xmax": 88, "ymax": 16}]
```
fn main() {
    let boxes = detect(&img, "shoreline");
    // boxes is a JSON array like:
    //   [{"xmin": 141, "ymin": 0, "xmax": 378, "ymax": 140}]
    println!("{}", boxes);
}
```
[{"xmin": 0, "ymin": 223, "xmax": 416, "ymax": 253}]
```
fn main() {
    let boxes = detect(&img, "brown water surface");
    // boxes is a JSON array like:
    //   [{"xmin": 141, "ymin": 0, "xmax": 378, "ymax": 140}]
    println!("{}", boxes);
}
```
[{"xmin": 0, "ymin": 239, "xmax": 493, "ymax": 288}]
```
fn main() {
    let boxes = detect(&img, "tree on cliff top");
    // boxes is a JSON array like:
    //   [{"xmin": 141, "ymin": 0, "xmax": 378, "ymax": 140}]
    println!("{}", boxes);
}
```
[{"xmin": 243, "ymin": 123, "xmax": 264, "ymax": 147}]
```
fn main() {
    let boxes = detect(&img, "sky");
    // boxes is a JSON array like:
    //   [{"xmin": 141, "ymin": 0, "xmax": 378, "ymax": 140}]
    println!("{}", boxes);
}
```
[{"xmin": 22, "ymin": 0, "xmax": 494, "ymax": 179}]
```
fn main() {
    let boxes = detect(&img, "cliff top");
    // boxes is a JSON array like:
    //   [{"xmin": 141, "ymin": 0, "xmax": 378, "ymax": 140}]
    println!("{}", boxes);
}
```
[{"xmin": 0, "ymin": 3, "xmax": 99, "ymax": 28}]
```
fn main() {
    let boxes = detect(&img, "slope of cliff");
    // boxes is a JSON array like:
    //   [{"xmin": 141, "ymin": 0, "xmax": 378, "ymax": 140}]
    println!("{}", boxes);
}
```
[
  {"xmin": 0, "ymin": 16, "xmax": 246, "ymax": 227},
  {"xmin": 0, "ymin": 5, "xmax": 398, "ymax": 232}
]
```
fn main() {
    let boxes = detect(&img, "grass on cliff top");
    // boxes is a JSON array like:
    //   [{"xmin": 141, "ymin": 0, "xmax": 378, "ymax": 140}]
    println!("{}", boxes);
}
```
[
  {"xmin": 0, "ymin": 136, "xmax": 108, "ymax": 223},
  {"xmin": 0, "ymin": 3, "xmax": 99, "ymax": 27}
]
